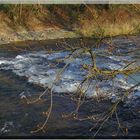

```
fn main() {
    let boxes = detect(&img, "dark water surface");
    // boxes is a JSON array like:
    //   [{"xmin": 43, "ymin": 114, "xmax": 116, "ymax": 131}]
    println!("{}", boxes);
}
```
[{"xmin": 0, "ymin": 37, "xmax": 140, "ymax": 138}]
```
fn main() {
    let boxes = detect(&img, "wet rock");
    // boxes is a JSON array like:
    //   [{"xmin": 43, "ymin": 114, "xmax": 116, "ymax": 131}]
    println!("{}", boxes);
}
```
[{"xmin": 0, "ymin": 121, "xmax": 14, "ymax": 135}]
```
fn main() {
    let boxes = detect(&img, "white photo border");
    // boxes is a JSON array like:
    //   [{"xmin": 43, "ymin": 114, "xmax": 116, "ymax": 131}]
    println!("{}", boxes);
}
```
[{"xmin": 0, "ymin": 0, "xmax": 140, "ymax": 4}]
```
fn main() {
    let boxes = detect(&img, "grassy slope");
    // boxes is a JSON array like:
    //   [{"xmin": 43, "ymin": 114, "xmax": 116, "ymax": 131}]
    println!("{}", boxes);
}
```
[
  {"xmin": 0, "ymin": 4, "xmax": 140, "ymax": 41},
  {"xmin": 75, "ymin": 5, "xmax": 140, "ymax": 37}
]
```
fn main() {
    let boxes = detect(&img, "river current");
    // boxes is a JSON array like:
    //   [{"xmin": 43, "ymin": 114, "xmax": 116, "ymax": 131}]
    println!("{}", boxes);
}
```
[{"xmin": 0, "ymin": 37, "xmax": 140, "ymax": 137}]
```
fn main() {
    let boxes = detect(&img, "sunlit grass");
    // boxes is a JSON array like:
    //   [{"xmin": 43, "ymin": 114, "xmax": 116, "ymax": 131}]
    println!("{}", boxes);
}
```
[{"xmin": 76, "ymin": 18, "xmax": 140, "ymax": 37}]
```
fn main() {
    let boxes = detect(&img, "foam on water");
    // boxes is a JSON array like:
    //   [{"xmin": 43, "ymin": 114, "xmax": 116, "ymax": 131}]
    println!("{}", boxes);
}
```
[{"xmin": 0, "ymin": 48, "xmax": 139, "ymax": 100}]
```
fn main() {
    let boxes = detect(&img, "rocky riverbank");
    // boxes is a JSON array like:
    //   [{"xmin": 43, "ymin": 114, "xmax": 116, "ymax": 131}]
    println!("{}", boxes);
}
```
[{"xmin": 0, "ymin": 27, "xmax": 79, "ymax": 45}]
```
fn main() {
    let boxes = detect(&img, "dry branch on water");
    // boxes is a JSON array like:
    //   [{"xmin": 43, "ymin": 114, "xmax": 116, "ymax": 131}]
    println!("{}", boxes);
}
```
[{"xmin": 18, "ymin": 37, "xmax": 140, "ymax": 136}]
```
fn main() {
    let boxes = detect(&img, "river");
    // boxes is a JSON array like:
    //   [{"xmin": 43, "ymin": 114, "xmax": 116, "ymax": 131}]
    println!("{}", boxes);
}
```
[{"xmin": 0, "ymin": 37, "xmax": 140, "ymax": 138}]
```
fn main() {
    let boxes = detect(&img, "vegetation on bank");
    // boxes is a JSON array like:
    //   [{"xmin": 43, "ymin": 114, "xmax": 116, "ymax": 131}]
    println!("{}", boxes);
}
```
[{"xmin": 0, "ymin": 4, "xmax": 140, "ymax": 37}]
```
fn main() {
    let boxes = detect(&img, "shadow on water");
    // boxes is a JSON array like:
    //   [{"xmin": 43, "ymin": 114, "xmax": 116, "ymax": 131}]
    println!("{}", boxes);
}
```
[{"xmin": 0, "ymin": 37, "xmax": 140, "ymax": 138}]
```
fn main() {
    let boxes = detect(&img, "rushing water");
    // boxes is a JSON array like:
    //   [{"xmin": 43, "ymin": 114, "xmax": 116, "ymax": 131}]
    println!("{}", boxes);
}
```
[{"xmin": 0, "ymin": 37, "xmax": 140, "ymax": 137}]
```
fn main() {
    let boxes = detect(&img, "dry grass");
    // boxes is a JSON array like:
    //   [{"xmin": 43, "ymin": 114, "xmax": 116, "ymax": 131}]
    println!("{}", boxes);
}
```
[
  {"xmin": 0, "ymin": 5, "xmax": 140, "ymax": 38},
  {"xmin": 75, "ymin": 5, "xmax": 140, "ymax": 37},
  {"xmin": 76, "ymin": 15, "xmax": 140, "ymax": 37}
]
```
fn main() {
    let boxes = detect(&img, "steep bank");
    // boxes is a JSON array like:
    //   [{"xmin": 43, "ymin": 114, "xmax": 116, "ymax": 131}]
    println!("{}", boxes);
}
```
[
  {"xmin": 0, "ymin": 4, "xmax": 140, "ymax": 44},
  {"xmin": 0, "ymin": 11, "xmax": 78, "ymax": 45}
]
